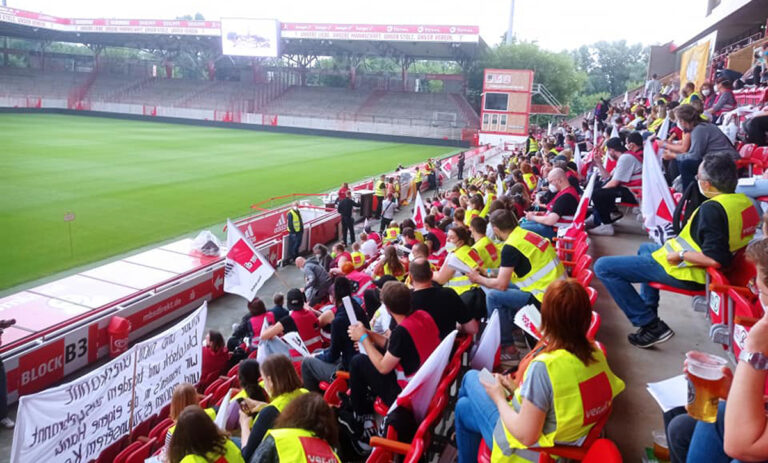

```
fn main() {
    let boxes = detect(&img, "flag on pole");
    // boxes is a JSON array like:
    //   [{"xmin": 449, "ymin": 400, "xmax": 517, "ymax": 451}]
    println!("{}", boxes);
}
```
[
  {"xmin": 657, "ymin": 116, "xmax": 670, "ymax": 141},
  {"xmin": 574, "ymin": 142, "xmax": 583, "ymax": 175},
  {"xmin": 412, "ymin": 191, "xmax": 428, "ymax": 233},
  {"xmin": 641, "ymin": 140, "xmax": 677, "ymax": 244},
  {"xmin": 547, "ymin": 122, "xmax": 552, "ymax": 136},
  {"xmin": 225, "ymin": 218, "xmax": 275, "ymax": 300},
  {"xmin": 623, "ymin": 91, "xmax": 629, "ymax": 106},
  {"xmin": 610, "ymin": 123, "xmax": 620, "ymax": 139},
  {"xmin": 592, "ymin": 118, "xmax": 598, "ymax": 147}
]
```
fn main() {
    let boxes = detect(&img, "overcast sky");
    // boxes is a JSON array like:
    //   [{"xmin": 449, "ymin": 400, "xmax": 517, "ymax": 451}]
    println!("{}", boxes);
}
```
[{"xmin": 10, "ymin": 0, "xmax": 703, "ymax": 51}]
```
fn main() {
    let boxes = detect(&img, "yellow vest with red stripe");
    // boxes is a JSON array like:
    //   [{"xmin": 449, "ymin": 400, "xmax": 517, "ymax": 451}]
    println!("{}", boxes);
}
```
[
  {"xmin": 266, "ymin": 428, "xmax": 340, "ymax": 463},
  {"xmin": 271, "ymin": 388, "xmax": 309, "ymax": 412},
  {"xmin": 384, "ymin": 262, "xmax": 406, "ymax": 281},
  {"xmin": 505, "ymin": 227, "xmax": 565, "ymax": 301},
  {"xmin": 472, "ymin": 236, "xmax": 501, "ymax": 269},
  {"xmin": 652, "ymin": 193, "xmax": 759, "ymax": 284},
  {"xmin": 351, "ymin": 251, "xmax": 365, "ymax": 269},
  {"xmin": 491, "ymin": 348, "xmax": 624, "ymax": 462},
  {"xmin": 179, "ymin": 439, "xmax": 244, "ymax": 463},
  {"xmin": 445, "ymin": 245, "xmax": 483, "ymax": 295},
  {"xmin": 481, "ymin": 194, "xmax": 496, "ymax": 218},
  {"xmin": 464, "ymin": 208, "xmax": 480, "ymax": 226},
  {"xmin": 384, "ymin": 226, "xmax": 400, "ymax": 243},
  {"xmin": 681, "ymin": 91, "xmax": 701, "ymax": 105},
  {"xmin": 522, "ymin": 173, "xmax": 537, "ymax": 191}
]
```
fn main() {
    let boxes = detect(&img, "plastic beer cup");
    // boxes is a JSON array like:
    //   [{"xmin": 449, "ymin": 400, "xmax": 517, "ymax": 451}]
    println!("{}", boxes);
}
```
[{"xmin": 685, "ymin": 351, "xmax": 728, "ymax": 423}]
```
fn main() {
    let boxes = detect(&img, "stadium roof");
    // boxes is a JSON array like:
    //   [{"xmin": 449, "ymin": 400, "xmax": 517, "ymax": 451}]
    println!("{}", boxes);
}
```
[{"xmin": 0, "ymin": 6, "xmax": 485, "ymax": 61}]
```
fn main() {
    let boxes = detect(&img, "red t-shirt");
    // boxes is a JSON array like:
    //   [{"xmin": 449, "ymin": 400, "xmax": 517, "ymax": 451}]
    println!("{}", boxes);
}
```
[{"xmin": 201, "ymin": 346, "xmax": 229, "ymax": 387}]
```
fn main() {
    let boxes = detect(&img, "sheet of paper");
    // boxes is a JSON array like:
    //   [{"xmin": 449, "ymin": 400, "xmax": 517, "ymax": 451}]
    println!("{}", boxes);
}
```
[
  {"xmin": 214, "ymin": 389, "xmax": 232, "ymax": 430},
  {"xmin": 513, "ymin": 304, "xmax": 542, "ymax": 340},
  {"xmin": 646, "ymin": 374, "xmax": 687, "ymax": 412},
  {"xmin": 342, "ymin": 296, "xmax": 358, "ymax": 325},
  {"xmin": 446, "ymin": 253, "xmax": 473, "ymax": 275}
]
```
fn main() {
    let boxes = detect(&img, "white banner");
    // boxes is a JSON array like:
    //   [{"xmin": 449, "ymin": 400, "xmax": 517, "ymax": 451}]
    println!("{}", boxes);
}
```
[
  {"xmin": 10, "ymin": 303, "xmax": 207, "ymax": 463},
  {"xmin": 641, "ymin": 140, "xmax": 677, "ymax": 244},
  {"xmin": 225, "ymin": 218, "xmax": 275, "ymax": 301}
]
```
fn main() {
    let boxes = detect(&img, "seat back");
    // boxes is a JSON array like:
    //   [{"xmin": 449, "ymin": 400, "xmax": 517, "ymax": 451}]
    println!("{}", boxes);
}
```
[
  {"xmin": 203, "ymin": 377, "xmax": 224, "ymax": 396},
  {"xmin": 129, "ymin": 414, "xmax": 154, "ymax": 442},
  {"xmin": 96, "ymin": 435, "xmax": 128, "ymax": 463},
  {"xmin": 740, "ymin": 143, "xmax": 757, "ymax": 159},
  {"xmin": 212, "ymin": 376, "xmax": 236, "ymax": 406},
  {"xmin": 148, "ymin": 418, "xmax": 173, "ymax": 442},
  {"xmin": 578, "ymin": 269, "xmax": 595, "ymax": 288},
  {"xmin": 573, "ymin": 254, "xmax": 593, "ymax": 279},
  {"xmin": 583, "ymin": 439, "xmax": 622, "ymax": 463},
  {"xmin": 585, "ymin": 286, "xmax": 598, "ymax": 306},
  {"xmin": 113, "ymin": 441, "xmax": 142, "ymax": 463},
  {"xmin": 125, "ymin": 437, "xmax": 156, "ymax": 463},
  {"xmin": 587, "ymin": 311, "xmax": 601, "ymax": 340}
]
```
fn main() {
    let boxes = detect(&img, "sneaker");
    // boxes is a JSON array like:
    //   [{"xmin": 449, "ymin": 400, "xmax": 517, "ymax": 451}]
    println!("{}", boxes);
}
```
[
  {"xmin": 584, "ymin": 215, "xmax": 596, "ymax": 229},
  {"xmin": 610, "ymin": 211, "xmax": 624, "ymax": 222},
  {"xmin": 337, "ymin": 409, "xmax": 372, "ymax": 455},
  {"xmin": 628, "ymin": 320, "xmax": 674, "ymax": 348},
  {"xmin": 588, "ymin": 223, "xmax": 615, "ymax": 236},
  {"xmin": 0, "ymin": 417, "xmax": 14, "ymax": 428}
]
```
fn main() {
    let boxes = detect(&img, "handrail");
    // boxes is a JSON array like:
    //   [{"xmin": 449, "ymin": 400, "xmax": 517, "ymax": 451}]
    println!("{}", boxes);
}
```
[{"xmin": 249, "ymin": 193, "xmax": 328, "ymax": 211}]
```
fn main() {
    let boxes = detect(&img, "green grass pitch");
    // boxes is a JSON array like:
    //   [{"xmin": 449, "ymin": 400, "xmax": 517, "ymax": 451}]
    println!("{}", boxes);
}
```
[{"xmin": 0, "ymin": 113, "xmax": 455, "ymax": 290}]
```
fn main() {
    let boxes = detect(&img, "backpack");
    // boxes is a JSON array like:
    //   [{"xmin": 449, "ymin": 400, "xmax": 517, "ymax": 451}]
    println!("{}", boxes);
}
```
[{"xmin": 672, "ymin": 181, "xmax": 706, "ymax": 234}]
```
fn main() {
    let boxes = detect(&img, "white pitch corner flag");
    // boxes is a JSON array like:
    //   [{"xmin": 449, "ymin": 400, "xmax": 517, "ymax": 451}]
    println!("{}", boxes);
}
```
[
  {"xmin": 412, "ymin": 191, "xmax": 428, "ymax": 233},
  {"xmin": 225, "ymin": 219, "xmax": 275, "ymax": 300}
]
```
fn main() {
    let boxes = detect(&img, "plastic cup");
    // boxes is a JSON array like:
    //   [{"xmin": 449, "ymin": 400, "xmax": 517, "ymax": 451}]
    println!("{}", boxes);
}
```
[
  {"xmin": 652, "ymin": 430, "xmax": 670, "ymax": 461},
  {"xmin": 685, "ymin": 351, "xmax": 727, "ymax": 423}
]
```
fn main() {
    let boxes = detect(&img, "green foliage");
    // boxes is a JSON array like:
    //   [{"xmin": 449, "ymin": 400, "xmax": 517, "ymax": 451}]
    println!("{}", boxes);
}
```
[
  {"xmin": 570, "ymin": 91, "xmax": 611, "ymax": 117},
  {"xmin": 571, "ymin": 40, "xmax": 648, "ymax": 96}
]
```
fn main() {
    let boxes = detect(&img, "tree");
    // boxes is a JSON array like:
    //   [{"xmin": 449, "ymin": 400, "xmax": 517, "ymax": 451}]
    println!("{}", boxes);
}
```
[{"xmin": 571, "ymin": 40, "xmax": 648, "ymax": 96}]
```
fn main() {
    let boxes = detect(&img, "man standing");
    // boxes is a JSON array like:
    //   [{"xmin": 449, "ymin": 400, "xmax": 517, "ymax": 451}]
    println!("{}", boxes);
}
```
[
  {"xmin": 286, "ymin": 201, "xmax": 304, "ymax": 264},
  {"xmin": 337, "ymin": 190, "xmax": 360, "ymax": 246},
  {"xmin": 373, "ymin": 174, "xmax": 387, "ymax": 219},
  {"xmin": 520, "ymin": 167, "xmax": 580, "ymax": 240},
  {"xmin": 645, "ymin": 73, "xmax": 661, "ymax": 101},
  {"xmin": 457, "ymin": 152, "xmax": 465, "ymax": 180},
  {"xmin": 595, "ymin": 153, "xmax": 759, "ymax": 348},
  {"xmin": 296, "ymin": 257, "xmax": 333, "ymax": 306}
]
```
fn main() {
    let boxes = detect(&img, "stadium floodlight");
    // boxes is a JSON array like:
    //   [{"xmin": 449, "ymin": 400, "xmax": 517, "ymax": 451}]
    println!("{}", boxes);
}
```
[{"xmin": 221, "ymin": 18, "xmax": 280, "ymax": 58}]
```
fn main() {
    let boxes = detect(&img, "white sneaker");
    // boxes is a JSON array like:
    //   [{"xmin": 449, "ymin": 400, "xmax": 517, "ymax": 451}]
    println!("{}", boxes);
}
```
[
  {"xmin": 588, "ymin": 224, "xmax": 615, "ymax": 236},
  {"xmin": 0, "ymin": 417, "xmax": 14, "ymax": 428},
  {"xmin": 584, "ymin": 215, "xmax": 596, "ymax": 229}
]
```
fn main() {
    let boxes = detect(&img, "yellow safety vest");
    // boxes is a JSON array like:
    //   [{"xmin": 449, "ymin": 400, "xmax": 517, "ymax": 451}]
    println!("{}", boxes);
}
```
[
  {"xmin": 481, "ymin": 194, "xmax": 496, "ymax": 218},
  {"xmin": 383, "ymin": 262, "xmax": 405, "ymax": 281},
  {"xmin": 351, "ymin": 251, "xmax": 365, "ymax": 269},
  {"xmin": 179, "ymin": 439, "xmax": 245, "ymax": 463},
  {"xmin": 384, "ymin": 226, "xmax": 400, "ymax": 242},
  {"xmin": 522, "ymin": 173, "xmax": 537, "ymax": 191},
  {"xmin": 464, "ymin": 208, "xmax": 480, "ymax": 226},
  {"xmin": 681, "ymin": 91, "xmax": 701, "ymax": 105},
  {"xmin": 414, "ymin": 171, "xmax": 423, "ymax": 182},
  {"xmin": 549, "ymin": 149, "xmax": 559, "ymax": 156},
  {"xmin": 270, "ymin": 388, "xmax": 309, "ymax": 413},
  {"xmin": 287, "ymin": 209, "xmax": 302, "ymax": 233},
  {"xmin": 652, "ymin": 193, "xmax": 759, "ymax": 284},
  {"xmin": 168, "ymin": 407, "xmax": 217, "ymax": 436},
  {"xmin": 648, "ymin": 117, "xmax": 664, "ymax": 133},
  {"xmin": 505, "ymin": 227, "xmax": 565, "ymax": 301},
  {"xmin": 527, "ymin": 138, "xmax": 539, "ymax": 153},
  {"xmin": 266, "ymin": 428, "xmax": 340, "ymax": 463},
  {"xmin": 472, "ymin": 236, "xmax": 501, "ymax": 269},
  {"xmin": 374, "ymin": 180, "xmax": 386, "ymax": 197},
  {"xmin": 444, "ymin": 245, "xmax": 483, "ymax": 295},
  {"xmin": 491, "ymin": 348, "xmax": 624, "ymax": 462}
]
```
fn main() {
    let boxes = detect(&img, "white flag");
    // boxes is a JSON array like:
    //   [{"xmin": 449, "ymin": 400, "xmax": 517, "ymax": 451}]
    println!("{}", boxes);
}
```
[
  {"xmin": 547, "ymin": 122, "xmax": 552, "ymax": 135},
  {"xmin": 574, "ymin": 141, "xmax": 583, "ymax": 174},
  {"xmin": 496, "ymin": 175, "xmax": 504, "ymax": 196},
  {"xmin": 623, "ymin": 91, "xmax": 629, "ymax": 106},
  {"xmin": 641, "ymin": 140, "xmax": 677, "ymax": 244},
  {"xmin": 225, "ymin": 219, "xmax": 275, "ymax": 300},
  {"xmin": 559, "ymin": 172, "xmax": 597, "ymax": 238},
  {"xmin": 657, "ymin": 116, "xmax": 670, "ymax": 141},
  {"xmin": 592, "ymin": 118, "xmax": 598, "ymax": 146},
  {"xmin": 412, "ymin": 191, "xmax": 428, "ymax": 232},
  {"xmin": 470, "ymin": 310, "xmax": 500, "ymax": 371},
  {"xmin": 610, "ymin": 123, "xmax": 619, "ymax": 139}
]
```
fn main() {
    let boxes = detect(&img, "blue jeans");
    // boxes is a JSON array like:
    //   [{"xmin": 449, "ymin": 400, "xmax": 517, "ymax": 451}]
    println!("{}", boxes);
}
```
[
  {"xmin": 677, "ymin": 157, "xmax": 702, "ymax": 193},
  {"xmin": 594, "ymin": 243, "xmax": 703, "ymax": 327},
  {"xmin": 667, "ymin": 402, "xmax": 755, "ymax": 463},
  {"xmin": 486, "ymin": 284, "xmax": 536, "ymax": 345},
  {"xmin": 288, "ymin": 232, "xmax": 302, "ymax": 260},
  {"xmin": 455, "ymin": 370, "xmax": 500, "ymax": 463},
  {"xmin": 519, "ymin": 220, "xmax": 556, "ymax": 240}
]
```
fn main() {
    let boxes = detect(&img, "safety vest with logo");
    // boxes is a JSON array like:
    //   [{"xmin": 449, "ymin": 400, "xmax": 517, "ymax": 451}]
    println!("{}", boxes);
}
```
[
  {"xmin": 179, "ymin": 439, "xmax": 244, "ymax": 463},
  {"xmin": 270, "ymin": 388, "xmax": 309, "ymax": 412},
  {"xmin": 523, "ymin": 173, "xmax": 537, "ymax": 191},
  {"xmin": 506, "ymin": 227, "xmax": 565, "ymax": 301},
  {"xmin": 351, "ymin": 251, "xmax": 365, "ymax": 269},
  {"xmin": 266, "ymin": 428, "xmax": 340, "ymax": 463},
  {"xmin": 681, "ymin": 91, "xmax": 701, "ymax": 105},
  {"xmin": 546, "ymin": 186, "xmax": 579, "ymax": 229},
  {"xmin": 375, "ymin": 180, "xmax": 386, "ymax": 197},
  {"xmin": 347, "ymin": 270, "xmax": 375, "ymax": 296},
  {"xmin": 287, "ymin": 209, "xmax": 303, "ymax": 233},
  {"xmin": 527, "ymin": 137, "xmax": 539, "ymax": 154},
  {"xmin": 289, "ymin": 309, "xmax": 324, "ymax": 352},
  {"xmin": 491, "ymin": 348, "xmax": 625, "ymax": 462},
  {"xmin": 384, "ymin": 226, "xmax": 400, "ymax": 243},
  {"xmin": 481, "ymin": 194, "xmax": 496, "ymax": 218},
  {"xmin": 472, "ymin": 236, "xmax": 501, "ymax": 269},
  {"xmin": 249, "ymin": 312, "xmax": 276, "ymax": 348},
  {"xmin": 652, "ymin": 193, "xmax": 759, "ymax": 284},
  {"xmin": 394, "ymin": 309, "xmax": 440, "ymax": 387},
  {"xmin": 465, "ymin": 208, "xmax": 481, "ymax": 226},
  {"xmin": 445, "ymin": 245, "xmax": 484, "ymax": 295}
]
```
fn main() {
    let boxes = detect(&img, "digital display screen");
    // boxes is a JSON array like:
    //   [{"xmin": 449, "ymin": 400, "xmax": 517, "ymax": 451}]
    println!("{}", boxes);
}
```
[{"xmin": 484, "ymin": 92, "xmax": 509, "ymax": 111}]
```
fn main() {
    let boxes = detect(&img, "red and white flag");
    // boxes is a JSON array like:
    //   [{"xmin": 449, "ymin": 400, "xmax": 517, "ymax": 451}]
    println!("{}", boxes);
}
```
[
  {"xmin": 641, "ymin": 140, "xmax": 677, "ymax": 244},
  {"xmin": 225, "ymin": 218, "xmax": 275, "ymax": 300},
  {"xmin": 412, "ymin": 191, "xmax": 428, "ymax": 232}
]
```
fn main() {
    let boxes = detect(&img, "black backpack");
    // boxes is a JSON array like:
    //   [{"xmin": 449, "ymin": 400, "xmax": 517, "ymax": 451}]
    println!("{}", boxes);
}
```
[{"xmin": 672, "ymin": 181, "xmax": 706, "ymax": 234}]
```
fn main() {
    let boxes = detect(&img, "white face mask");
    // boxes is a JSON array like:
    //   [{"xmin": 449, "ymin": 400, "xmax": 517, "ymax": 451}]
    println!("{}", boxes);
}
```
[
  {"xmin": 445, "ymin": 241, "xmax": 457, "ymax": 252},
  {"xmin": 697, "ymin": 179, "xmax": 717, "ymax": 199},
  {"xmin": 408, "ymin": 251, "xmax": 415, "ymax": 262},
  {"xmin": 548, "ymin": 183, "xmax": 558, "ymax": 194},
  {"xmin": 701, "ymin": 89, "xmax": 711, "ymax": 96}
]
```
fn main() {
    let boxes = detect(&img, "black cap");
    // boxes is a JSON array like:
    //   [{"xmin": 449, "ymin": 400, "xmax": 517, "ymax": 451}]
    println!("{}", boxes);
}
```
[
  {"xmin": 626, "ymin": 131, "xmax": 643, "ymax": 147},
  {"xmin": 605, "ymin": 137, "xmax": 626, "ymax": 152},
  {"xmin": 286, "ymin": 288, "xmax": 305, "ymax": 310}
]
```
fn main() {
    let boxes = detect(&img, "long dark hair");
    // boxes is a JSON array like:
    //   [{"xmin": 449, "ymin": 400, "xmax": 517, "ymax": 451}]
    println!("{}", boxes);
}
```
[
  {"xmin": 382, "ymin": 246, "xmax": 404, "ymax": 276},
  {"xmin": 540, "ymin": 279, "xmax": 595, "ymax": 365},
  {"xmin": 168, "ymin": 406, "xmax": 228, "ymax": 463},
  {"xmin": 238, "ymin": 359, "xmax": 267, "ymax": 401},
  {"xmin": 274, "ymin": 392, "xmax": 339, "ymax": 448}
]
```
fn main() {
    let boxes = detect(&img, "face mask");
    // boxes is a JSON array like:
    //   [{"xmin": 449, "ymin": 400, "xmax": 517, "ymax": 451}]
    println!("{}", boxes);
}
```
[
  {"xmin": 331, "ymin": 251, "xmax": 338, "ymax": 258},
  {"xmin": 408, "ymin": 252, "xmax": 415, "ymax": 262},
  {"xmin": 698, "ymin": 179, "xmax": 717, "ymax": 198},
  {"xmin": 202, "ymin": 339, "xmax": 208, "ymax": 347},
  {"xmin": 445, "ymin": 242, "xmax": 457, "ymax": 252},
  {"xmin": 548, "ymin": 183, "xmax": 558, "ymax": 194},
  {"xmin": 702, "ymin": 89, "xmax": 711, "ymax": 96}
]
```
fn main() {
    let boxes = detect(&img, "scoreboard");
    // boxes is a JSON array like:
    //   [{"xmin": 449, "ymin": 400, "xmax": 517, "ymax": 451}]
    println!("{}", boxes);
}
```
[{"xmin": 478, "ymin": 69, "xmax": 533, "ymax": 145}]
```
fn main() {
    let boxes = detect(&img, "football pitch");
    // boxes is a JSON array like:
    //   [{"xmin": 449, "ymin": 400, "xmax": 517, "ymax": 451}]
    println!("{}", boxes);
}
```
[{"xmin": 0, "ymin": 113, "xmax": 455, "ymax": 290}]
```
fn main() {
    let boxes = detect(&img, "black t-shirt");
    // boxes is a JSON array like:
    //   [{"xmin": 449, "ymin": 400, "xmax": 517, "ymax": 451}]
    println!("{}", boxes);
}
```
[
  {"xmin": 690, "ymin": 201, "xmax": 735, "ymax": 268},
  {"xmin": 411, "ymin": 286, "xmax": 473, "ymax": 338},
  {"xmin": 387, "ymin": 325, "xmax": 421, "ymax": 376},
  {"xmin": 550, "ymin": 191, "xmax": 579, "ymax": 219},
  {"xmin": 279, "ymin": 314, "xmax": 298, "ymax": 333},
  {"xmin": 500, "ymin": 243, "xmax": 532, "ymax": 277}
]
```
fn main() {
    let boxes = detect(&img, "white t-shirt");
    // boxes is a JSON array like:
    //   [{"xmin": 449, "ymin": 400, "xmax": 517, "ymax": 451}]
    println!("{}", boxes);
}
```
[{"xmin": 360, "ymin": 239, "xmax": 378, "ymax": 258}]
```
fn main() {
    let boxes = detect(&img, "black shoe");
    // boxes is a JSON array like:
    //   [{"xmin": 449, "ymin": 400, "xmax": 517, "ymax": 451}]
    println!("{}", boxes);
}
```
[
  {"xmin": 628, "ymin": 320, "xmax": 674, "ymax": 348},
  {"xmin": 337, "ymin": 409, "xmax": 372, "ymax": 455}
]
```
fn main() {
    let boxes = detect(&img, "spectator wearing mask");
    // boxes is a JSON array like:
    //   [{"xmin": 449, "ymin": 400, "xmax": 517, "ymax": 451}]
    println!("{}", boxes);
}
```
[
  {"xmin": 308, "ymin": 244, "xmax": 332, "ymax": 272},
  {"xmin": 432, "ymin": 226, "xmax": 487, "ymax": 320},
  {"xmin": 301, "ymin": 277, "xmax": 370, "ymax": 392},
  {"xmin": 662, "ymin": 104, "xmax": 739, "ymax": 191},
  {"xmin": 454, "ymin": 280, "xmax": 624, "ymax": 463},
  {"xmin": 285, "ymin": 202, "xmax": 304, "ymax": 265},
  {"xmin": 588, "ymin": 133, "xmax": 644, "ymax": 236},
  {"xmin": 269, "ymin": 293, "xmax": 288, "ymax": 321},
  {"xmin": 337, "ymin": 190, "xmax": 360, "ymax": 245},
  {"xmin": 700, "ymin": 81, "xmax": 715, "ymax": 111},
  {"xmin": 200, "ymin": 330, "xmax": 229, "ymax": 390},
  {"xmin": 251, "ymin": 393, "xmax": 340, "ymax": 463},
  {"xmin": 520, "ymin": 167, "xmax": 579, "ymax": 240},
  {"xmin": 168, "ymin": 406, "xmax": 244, "ymax": 463},
  {"xmin": 227, "ymin": 297, "xmax": 275, "ymax": 352},
  {"xmin": 709, "ymin": 79, "xmax": 737, "ymax": 121},
  {"xmin": 595, "ymin": 153, "xmax": 759, "ymax": 348},
  {"xmin": 295, "ymin": 257, "xmax": 332, "ymax": 306},
  {"xmin": 680, "ymin": 82, "xmax": 701, "ymax": 105},
  {"xmin": 260, "ymin": 288, "xmax": 325, "ymax": 353},
  {"xmin": 344, "ymin": 281, "xmax": 441, "ymax": 453}
]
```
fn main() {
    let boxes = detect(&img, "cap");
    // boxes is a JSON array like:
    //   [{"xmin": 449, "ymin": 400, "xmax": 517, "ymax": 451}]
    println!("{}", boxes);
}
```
[
  {"xmin": 605, "ymin": 137, "xmax": 625, "ymax": 152},
  {"xmin": 286, "ymin": 288, "xmax": 305, "ymax": 310}
]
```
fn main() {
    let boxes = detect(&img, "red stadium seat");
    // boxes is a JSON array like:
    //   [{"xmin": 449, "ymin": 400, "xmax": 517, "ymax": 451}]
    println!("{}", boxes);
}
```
[
  {"xmin": 114, "ymin": 441, "xmax": 142, "ymax": 463},
  {"xmin": 212, "ymin": 376, "xmax": 237, "ymax": 406},
  {"xmin": 129, "ymin": 414, "xmax": 155, "ymax": 442},
  {"xmin": 736, "ymin": 143, "xmax": 760, "ymax": 175},
  {"xmin": 124, "ymin": 437, "xmax": 156, "ymax": 463},
  {"xmin": 227, "ymin": 363, "xmax": 240, "ymax": 378},
  {"xmin": 583, "ymin": 439, "xmax": 622, "ymax": 462},
  {"xmin": 198, "ymin": 393, "xmax": 214, "ymax": 409},
  {"xmin": 147, "ymin": 418, "xmax": 173, "ymax": 444},
  {"xmin": 96, "ymin": 435, "xmax": 129, "ymax": 463},
  {"xmin": 585, "ymin": 286, "xmax": 598, "ymax": 306},
  {"xmin": 587, "ymin": 311, "xmax": 601, "ymax": 340},
  {"xmin": 578, "ymin": 269, "xmax": 595, "ymax": 288},
  {"xmin": 203, "ymin": 377, "xmax": 225, "ymax": 397},
  {"xmin": 648, "ymin": 282, "xmax": 705, "ymax": 297},
  {"xmin": 573, "ymin": 254, "xmax": 593, "ymax": 280}
]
